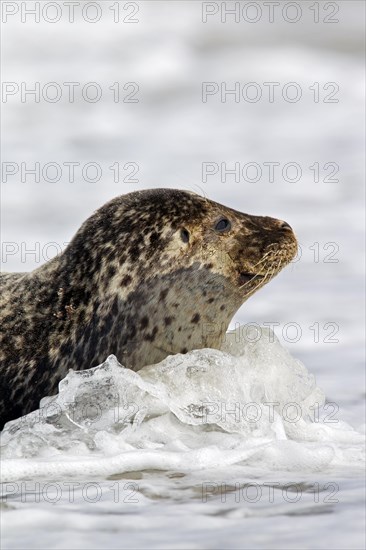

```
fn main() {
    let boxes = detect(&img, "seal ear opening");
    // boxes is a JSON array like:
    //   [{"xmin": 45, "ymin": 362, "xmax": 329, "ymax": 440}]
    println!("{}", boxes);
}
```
[{"xmin": 180, "ymin": 229, "xmax": 190, "ymax": 243}]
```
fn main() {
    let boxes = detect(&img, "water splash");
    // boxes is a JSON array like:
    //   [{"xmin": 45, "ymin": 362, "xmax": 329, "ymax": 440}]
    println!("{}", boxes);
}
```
[{"xmin": 1, "ymin": 327, "xmax": 364, "ymax": 481}]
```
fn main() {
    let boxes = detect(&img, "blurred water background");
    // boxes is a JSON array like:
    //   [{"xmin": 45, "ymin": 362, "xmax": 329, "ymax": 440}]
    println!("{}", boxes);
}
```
[{"xmin": 1, "ymin": 1, "xmax": 365, "ymax": 548}]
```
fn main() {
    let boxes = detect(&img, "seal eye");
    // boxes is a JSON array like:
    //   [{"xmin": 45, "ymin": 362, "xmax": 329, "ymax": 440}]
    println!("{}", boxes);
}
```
[
  {"xmin": 214, "ymin": 218, "xmax": 231, "ymax": 232},
  {"xmin": 180, "ymin": 229, "xmax": 190, "ymax": 243}
]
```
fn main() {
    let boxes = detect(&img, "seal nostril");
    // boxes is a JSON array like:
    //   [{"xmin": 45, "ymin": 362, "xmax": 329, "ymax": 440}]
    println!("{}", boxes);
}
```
[
  {"xmin": 180, "ymin": 228, "xmax": 190, "ymax": 243},
  {"xmin": 280, "ymin": 221, "xmax": 292, "ymax": 231}
]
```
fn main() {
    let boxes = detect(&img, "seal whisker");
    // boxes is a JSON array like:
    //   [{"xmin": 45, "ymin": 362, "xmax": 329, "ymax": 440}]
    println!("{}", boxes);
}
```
[
  {"xmin": 227, "ymin": 248, "xmax": 274, "ymax": 278},
  {"xmin": 243, "ymin": 252, "xmax": 285, "ymax": 295},
  {"xmin": 243, "ymin": 270, "xmax": 271, "ymax": 297},
  {"xmin": 250, "ymin": 249, "xmax": 280, "ymax": 273},
  {"xmin": 237, "ymin": 249, "xmax": 283, "ymax": 291}
]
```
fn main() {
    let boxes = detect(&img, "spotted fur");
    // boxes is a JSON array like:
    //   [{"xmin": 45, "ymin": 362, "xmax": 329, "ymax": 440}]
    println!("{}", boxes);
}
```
[{"xmin": 0, "ymin": 189, "xmax": 297, "ymax": 427}]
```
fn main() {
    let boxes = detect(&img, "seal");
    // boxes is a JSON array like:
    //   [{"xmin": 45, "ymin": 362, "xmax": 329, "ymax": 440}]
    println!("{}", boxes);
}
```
[{"xmin": 0, "ymin": 188, "xmax": 297, "ymax": 428}]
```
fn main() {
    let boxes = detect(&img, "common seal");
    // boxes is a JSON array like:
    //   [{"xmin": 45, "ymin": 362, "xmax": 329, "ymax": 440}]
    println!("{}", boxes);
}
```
[{"xmin": 0, "ymin": 188, "xmax": 297, "ymax": 428}]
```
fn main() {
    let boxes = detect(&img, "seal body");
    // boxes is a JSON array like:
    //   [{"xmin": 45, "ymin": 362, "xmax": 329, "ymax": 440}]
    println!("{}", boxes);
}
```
[{"xmin": 0, "ymin": 189, "xmax": 297, "ymax": 427}]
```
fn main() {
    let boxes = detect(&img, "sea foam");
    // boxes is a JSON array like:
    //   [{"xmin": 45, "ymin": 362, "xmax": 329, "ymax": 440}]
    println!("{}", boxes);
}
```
[{"xmin": 1, "ymin": 327, "xmax": 364, "ymax": 482}]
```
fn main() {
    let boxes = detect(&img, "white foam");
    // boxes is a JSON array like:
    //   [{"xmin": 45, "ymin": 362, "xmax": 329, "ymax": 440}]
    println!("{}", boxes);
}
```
[{"xmin": 1, "ymin": 327, "xmax": 363, "ymax": 482}]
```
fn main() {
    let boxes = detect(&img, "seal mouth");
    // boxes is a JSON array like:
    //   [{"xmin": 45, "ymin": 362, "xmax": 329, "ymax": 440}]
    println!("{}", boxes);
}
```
[{"xmin": 239, "ymin": 272, "xmax": 265, "ymax": 285}]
